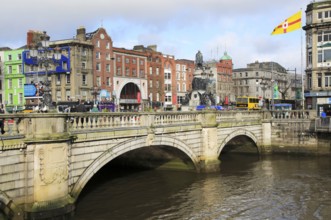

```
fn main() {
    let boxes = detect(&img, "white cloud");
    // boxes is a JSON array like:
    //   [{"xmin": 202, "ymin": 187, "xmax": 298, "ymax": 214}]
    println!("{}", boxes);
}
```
[{"xmin": 0, "ymin": 0, "xmax": 308, "ymax": 72}]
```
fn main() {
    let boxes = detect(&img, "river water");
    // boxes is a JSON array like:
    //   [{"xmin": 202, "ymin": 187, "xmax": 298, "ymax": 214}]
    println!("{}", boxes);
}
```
[{"xmin": 73, "ymin": 154, "xmax": 331, "ymax": 220}]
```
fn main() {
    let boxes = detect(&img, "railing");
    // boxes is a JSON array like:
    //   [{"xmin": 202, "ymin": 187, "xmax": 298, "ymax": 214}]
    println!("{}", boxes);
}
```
[
  {"xmin": 315, "ymin": 117, "xmax": 331, "ymax": 132},
  {"xmin": 67, "ymin": 113, "xmax": 143, "ymax": 132},
  {"xmin": 268, "ymin": 110, "xmax": 312, "ymax": 120},
  {"xmin": 0, "ymin": 110, "xmax": 317, "ymax": 139}
]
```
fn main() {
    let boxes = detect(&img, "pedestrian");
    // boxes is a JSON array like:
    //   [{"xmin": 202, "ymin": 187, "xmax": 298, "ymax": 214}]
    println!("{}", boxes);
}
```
[
  {"xmin": 91, "ymin": 104, "xmax": 99, "ymax": 112},
  {"xmin": 0, "ymin": 106, "xmax": 4, "ymax": 134},
  {"xmin": 76, "ymin": 100, "xmax": 87, "ymax": 112},
  {"xmin": 321, "ymin": 111, "xmax": 327, "ymax": 126},
  {"xmin": 76, "ymin": 100, "xmax": 87, "ymax": 126}
]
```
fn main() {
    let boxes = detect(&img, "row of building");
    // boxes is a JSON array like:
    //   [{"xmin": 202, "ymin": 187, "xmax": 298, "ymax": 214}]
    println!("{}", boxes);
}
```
[
  {"xmin": 0, "ymin": 0, "xmax": 330, "ymax": 113},
  {"xmin": 0, "ymin": 25, "xmax": 300, "ymax": 113}
]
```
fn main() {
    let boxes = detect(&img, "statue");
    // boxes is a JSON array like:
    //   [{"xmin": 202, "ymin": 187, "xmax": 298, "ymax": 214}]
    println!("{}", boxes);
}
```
[{"xmin": 195, "ymin": 50, "xmax": 203, "ymax": 69}]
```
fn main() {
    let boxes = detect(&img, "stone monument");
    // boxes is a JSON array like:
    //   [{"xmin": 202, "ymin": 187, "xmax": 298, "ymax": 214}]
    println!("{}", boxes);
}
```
[{"xmin": 181, "ymin": 51, "xmax": 217, "ymax": 111}]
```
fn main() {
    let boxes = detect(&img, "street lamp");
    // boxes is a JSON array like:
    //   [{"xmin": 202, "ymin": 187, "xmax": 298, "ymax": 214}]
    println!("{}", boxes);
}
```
[
  {"xmin": 29, "ymin": 31, "xmax": 61, "ymax": 110},
  {"xmin": 91, "ymin": 86, "xmax": 100, "ymax": 104},
  {"xmin": 259, "ymin": 77, "xmax": 268, "ymax": 109}
]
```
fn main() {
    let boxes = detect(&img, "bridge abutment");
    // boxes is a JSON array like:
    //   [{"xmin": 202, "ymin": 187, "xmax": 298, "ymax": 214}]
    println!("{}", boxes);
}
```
[{"xmin": 198, "ymin": 112, "xmax": 221, "ymax": 173}]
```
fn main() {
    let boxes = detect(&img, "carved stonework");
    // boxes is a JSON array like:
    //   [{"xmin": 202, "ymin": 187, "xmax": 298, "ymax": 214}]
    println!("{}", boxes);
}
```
[{"xmin": 39, "ymin": 144, "xmax": 68, "ymax": 185}]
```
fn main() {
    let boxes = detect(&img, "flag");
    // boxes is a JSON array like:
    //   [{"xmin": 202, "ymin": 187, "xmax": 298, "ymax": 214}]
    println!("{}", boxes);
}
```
[{"xmin": 271, "ymin": 11, "xmax": 302, "ymax": 35}]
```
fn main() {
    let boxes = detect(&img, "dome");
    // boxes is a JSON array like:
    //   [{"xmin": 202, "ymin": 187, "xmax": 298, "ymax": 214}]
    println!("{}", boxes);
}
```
[{"xmin": 220, "ymin": 51, "xmax": 232, "ymax": 60}]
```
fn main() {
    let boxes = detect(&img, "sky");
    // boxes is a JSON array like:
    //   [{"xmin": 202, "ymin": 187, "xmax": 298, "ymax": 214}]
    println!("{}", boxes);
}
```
[{"xmin": 1, "ymin": 0, "xmax": 314, "ymax": 74}]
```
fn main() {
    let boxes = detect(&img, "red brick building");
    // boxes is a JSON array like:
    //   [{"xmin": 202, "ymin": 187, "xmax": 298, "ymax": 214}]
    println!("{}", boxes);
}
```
[{"xmin": 216, "ymin": 51, "xmax": 234, "ymax": 105}]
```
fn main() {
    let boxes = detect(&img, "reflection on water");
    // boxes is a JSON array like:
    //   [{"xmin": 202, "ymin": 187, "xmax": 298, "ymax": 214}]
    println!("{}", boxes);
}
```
[{"xmin": 74, "ymin": 154, "xmax": 331, "ymax": 220}]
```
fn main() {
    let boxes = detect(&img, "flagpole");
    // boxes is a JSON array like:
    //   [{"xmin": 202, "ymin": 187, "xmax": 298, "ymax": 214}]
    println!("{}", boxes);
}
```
[{"xmin": 301, "ymin": 9, "xmax": 305, "ymax": 110}]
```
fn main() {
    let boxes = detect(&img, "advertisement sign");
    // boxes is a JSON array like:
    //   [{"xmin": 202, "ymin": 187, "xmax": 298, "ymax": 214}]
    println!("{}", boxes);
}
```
[{"xmin": 24, "ymin": 84, "xmax": 37, "ymax": 97}]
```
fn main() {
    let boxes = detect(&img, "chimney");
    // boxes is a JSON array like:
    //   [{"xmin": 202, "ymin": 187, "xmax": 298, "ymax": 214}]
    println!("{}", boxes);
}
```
[
  {"xmin": 76, "ymin": 26, "xmax": 86, "ymax": 41},
  {"xmin": 147, "ymin": 45, "xmax": 157, "ymax": 52}
]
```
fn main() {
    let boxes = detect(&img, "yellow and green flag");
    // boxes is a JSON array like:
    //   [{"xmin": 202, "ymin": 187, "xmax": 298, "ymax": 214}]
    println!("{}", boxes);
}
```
[{"xmin": 271, "ymin": 11, "xmax": 302, "ymax": 35}]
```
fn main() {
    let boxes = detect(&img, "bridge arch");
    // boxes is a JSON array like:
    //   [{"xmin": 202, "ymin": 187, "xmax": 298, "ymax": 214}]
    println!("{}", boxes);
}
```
[
  {"xmin": 217, "ymin": 129, "xmax": 261, "ymax": 156},
  {"xmin": 71, "ymin": 135, "xmax": 199, "ymax": 200}
]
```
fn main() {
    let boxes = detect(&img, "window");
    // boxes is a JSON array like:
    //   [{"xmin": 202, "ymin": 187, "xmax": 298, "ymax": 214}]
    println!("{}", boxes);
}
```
[
  {"xmin": 308, "ymin": 50, "xmax": 312, "ymax": 65},
  {"xmin": 18, "ymin": 93, "xmax": 23, "ymax": 104},
  {"xmin": 106, "ymin": 42, "xmax": 110, "ymax": 49},
  {"xmin": 8, "ymin": 66, "xmax": 12, "ymax": 74},
  {"xmin": 165, "ymin": 84, "xmax": 171, "ymax": 92},
  {"xmin": 82, "ymin": 62, "xmax": 86, "ymax": 69},
  {"xmin": 117, "ymin": 67, "xmax": 121, "ymax": 75},
  {"xmin": 117, "ymin": 56, "xmax": 121, "ymax": 62},
  {"xmin": 125, "ymin": 58, "xmax": 129, "ymax": 64},
  {"xmin": 182, "ymin": 65, "xmax": 186, "ymax": 71},
  {"xmin": 82, "ymin": 48, "xmax": 87, "ymax": 56},
  {"xmin": 56, "ymin": 91, "xmax": 61, "ymax": 101},
  {"xmin": 17, "ymin": 53, "xmax": 22, "ymax": 60},
  {"xmin": 18, "ymin": 78, "xmax": 23, "ymax": 88},
  {"xmin": 318, "ymin": 73, "xmax": 322, "ymax": 87},
  {"xmin": 308, "ymin": 74, "xmax": 312, "ymax": 89},
  {"xmin": 165, "ymin": 95, "xmax": 172, "ymax": 102},
  {"xmin": 96, "ymin": 63, "xmax": 101, "ymax": 71},
  {"xmin": 182, "ymin": 83, "xmax": 186, "ymax": 92},
  {"xmin": 182, "ymin": 72, "xmax": 186, "ymax": 80},
  {"xmin": 96, "ymin": 52, "xmax": 101, "ymax": 59},
  {"xmin": 156, "ymin": 67, "xmax": 159, "ymax": 75},
  {"xmin": 82, "ymin": 74, "xmax": 87, "ymax": 85},
  {"xmin": 106, "ymin": 64, "xmax": 110, "ymax": 72},
  {"xmin": 256, "ymin": 72, "xmax": 259, "ymax": 76},
  {"xmin": 126, "ymin": 68, "xmax": 130, "ymax": 76},
  {"xmin": 8, "ymin": 79, "xmax": 12, "ymax": 89},
  {"xmin": 176, "ymin": 72, "xmax": 180, "ymax": 80},
  {"xmin": 96, "ymin": 40, "xmax": 100, "ymax": 47},
  {"xmin": 325, "ymin": 73, "xmax": 331, "ymax": 87},
  {"xmin": 139, "ymin": 69, "xmax": 144, "ymax": 78},
  {"xmin": 140, "ymin": 60, "xmax": 144, "ymax": 65},
  {"xmin": 318, "ymin": 12, "xmax": 323, "ymax": 19},
  {"xmin": 318, "ymin": 50, "xmax": 323, "ymax": 62},
  {"xmin": 176, "ymin": 64, "xmax": 180, "ymax": 71},
  {"xmin": 132, "ymin": 69, "xmax": 136, "ymax": 76},
  {"xmin": 96, "ymin": 76, "xmax": 101, "ymax": 86},
  {"xmin": 165, "ymin": 72, "xmax": 171, "ymax": 80},
  {"xmin": 177, "ymin": 83, "xmax": 180, "ymax": 91},
  {"xmin": 245, "ymin": 72, "xmax": 248, "ymax": 77},
  {"xmin": 66, "ymin": 74, "xmax": 70, "ymax": 84},
  {"xmin": 66, "ymin": 90, "xmax": 71, "ymax": 100},
  {"xmin": 324, "ymin": 31, "xmax": 331, "ymax": 42},
  {"xmin": 132, "ymin": 59, "xmax": 136, "ymax": 64},
  {"xmin": 106, "ymin": 53, "xmax": 110, "ymax": 60},
  {"xmin": 8, "ymin": 94, "xmax": 13, "ymax": 105},
  {"xmin": 149, "ymin": 67, "xmax": 152, "ymax": 75},
  {"xmin": 318, "ymin": 49, "xmax": 331, "ymax": 62},
  {"xmin": 57, "ymin": 74, "xmax": 61, "ymax": 85},
  {"xmin": 18, "ymin": 64, "xmax": 22, "ymax": 73},
  {"xmin": 149, "ymin": 80, "xmax": 152, "ymax": 88},
  {"xmin": 106, "ymin": 77, "xmax": 111, "ymax": 86},
  {"xmin": 8, "ymin": 54, "xmax": 12, "ymax": 61}
]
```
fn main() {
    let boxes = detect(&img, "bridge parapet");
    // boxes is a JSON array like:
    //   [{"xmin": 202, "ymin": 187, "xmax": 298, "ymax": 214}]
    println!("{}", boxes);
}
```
[{"xmin": 269, "ymin": 110, "xmax": 314, "ymax": 120}]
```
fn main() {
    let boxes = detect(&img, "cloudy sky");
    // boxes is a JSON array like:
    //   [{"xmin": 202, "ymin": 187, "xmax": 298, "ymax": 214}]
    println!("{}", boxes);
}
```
[{"xmin": 1, "ymin": 0, "xmax": 312, "ymax": 73}]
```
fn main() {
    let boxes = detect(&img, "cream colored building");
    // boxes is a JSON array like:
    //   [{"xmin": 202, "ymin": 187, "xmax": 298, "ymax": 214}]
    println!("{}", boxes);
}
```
[
  {"xmin": 233, "ymin": 61, "xmax": 292, "ymax": 105},
  {"xmin": 303, "ymin": 0, "xmax": 331, "ymax": 111}
]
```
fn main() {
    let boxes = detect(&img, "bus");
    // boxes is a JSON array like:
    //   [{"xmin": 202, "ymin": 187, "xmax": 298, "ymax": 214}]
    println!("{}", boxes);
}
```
[{"xmin": 236, "ymin": 96, "xmax": 261, "ymax": 110}]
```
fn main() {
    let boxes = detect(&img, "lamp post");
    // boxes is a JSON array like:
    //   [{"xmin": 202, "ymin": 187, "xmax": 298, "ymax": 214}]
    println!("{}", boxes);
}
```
[
  {"xmin": 91, "ymin": 86, "xmax": 100, "ymax": 104},
  {"xmin": 29, "ymin": 31, "xmax": 61, "ymax": 110},
  {"xmin": 259, "ymin": 77, "xmax": 268, "ymax": 109}
]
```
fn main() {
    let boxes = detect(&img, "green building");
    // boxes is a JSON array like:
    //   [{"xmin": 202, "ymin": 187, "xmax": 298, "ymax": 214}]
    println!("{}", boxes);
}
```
[{"xmin": 4, "ymin": 48, "xmax": 26, "ymax": 113}]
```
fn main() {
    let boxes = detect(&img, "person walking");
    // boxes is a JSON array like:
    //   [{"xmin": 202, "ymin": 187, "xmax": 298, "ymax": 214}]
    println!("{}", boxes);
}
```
[{"xmin": 76, "ymin": 100, "xmax": 87, "ymax": 112}]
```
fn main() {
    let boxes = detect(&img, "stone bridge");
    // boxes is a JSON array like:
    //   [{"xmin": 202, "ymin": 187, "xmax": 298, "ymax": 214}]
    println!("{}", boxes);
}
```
[{"xmin": 0, "ymin": 110, "xmax": 321, "ymax": 219}]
